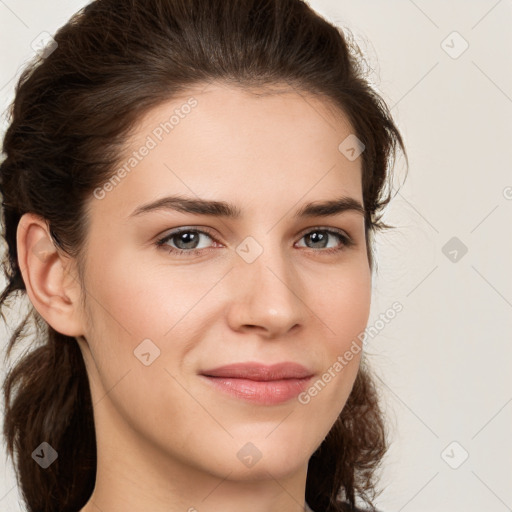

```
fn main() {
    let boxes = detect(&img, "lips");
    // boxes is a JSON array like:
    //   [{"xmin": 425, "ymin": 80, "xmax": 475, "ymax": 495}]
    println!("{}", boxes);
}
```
[
  {"xmin": 200, "ymin": 362, "xmax": 313, "ymax": 380},
  {"xmin": 199, "ymin": 362, "xmax": 314, "ymax": 405}
]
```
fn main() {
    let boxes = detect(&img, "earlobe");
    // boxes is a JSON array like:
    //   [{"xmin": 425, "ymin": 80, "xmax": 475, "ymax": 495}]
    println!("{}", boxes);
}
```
[{"xmin": 16, "ymin": 213, "xmax": 85, "ymax": 337}]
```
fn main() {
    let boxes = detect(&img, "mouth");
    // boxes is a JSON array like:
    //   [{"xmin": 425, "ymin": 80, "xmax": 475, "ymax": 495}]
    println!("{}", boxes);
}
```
[{"xmin": 199, "ymin": 362, "xmax": 314, "ymax": 405}]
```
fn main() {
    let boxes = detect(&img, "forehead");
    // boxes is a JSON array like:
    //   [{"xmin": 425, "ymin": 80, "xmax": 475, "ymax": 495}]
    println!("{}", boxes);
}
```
[{"xmin": 90, "ymin": 82, "xmax": 364, "ymax": 220}]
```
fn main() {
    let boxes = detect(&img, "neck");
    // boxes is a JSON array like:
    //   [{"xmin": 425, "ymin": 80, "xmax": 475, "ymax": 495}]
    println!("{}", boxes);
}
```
[{"xmin": 79, "ymin": 394, "xmax": 311, "ymax": 512}]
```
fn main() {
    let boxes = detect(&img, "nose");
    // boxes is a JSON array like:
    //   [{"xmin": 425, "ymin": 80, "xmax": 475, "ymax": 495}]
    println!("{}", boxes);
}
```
[{"xmin": 225, "ymin": 244, "xmax": 307, "ymax": 339}]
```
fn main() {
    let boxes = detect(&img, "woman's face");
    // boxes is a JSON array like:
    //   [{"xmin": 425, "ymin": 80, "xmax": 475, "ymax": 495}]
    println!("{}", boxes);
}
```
[{"xmin": 76, "ymin": 82, "xmax": 371, "ymax": 486}]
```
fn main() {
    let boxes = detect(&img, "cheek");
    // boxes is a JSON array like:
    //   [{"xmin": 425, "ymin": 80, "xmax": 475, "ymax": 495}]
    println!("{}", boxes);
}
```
[
  {"xmin": 303, "ymin": 261, "xmax": 371, "ymax": 409},
  {"xmin": 311, "ymin": 260, "xmax": 372, "ymax": 349},
  {"xmin": 79, "ymin": 246, "xmax": 231, "ymax": 407},
  {"xmin": 82, "ymin": 244, "xmax": 222, "ymax": 341}
]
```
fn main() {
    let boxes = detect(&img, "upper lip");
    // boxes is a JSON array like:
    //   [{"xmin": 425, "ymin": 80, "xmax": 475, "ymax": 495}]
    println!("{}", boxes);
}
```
[{"xmin": 200, "ymin": 362, "xmax": 313, "ymax": 381}]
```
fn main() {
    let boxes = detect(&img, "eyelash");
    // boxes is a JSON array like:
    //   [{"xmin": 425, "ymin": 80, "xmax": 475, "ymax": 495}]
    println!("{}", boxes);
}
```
[{"xmin": 155, "ymin": 226, "xmax": 355, "ymax": 257}]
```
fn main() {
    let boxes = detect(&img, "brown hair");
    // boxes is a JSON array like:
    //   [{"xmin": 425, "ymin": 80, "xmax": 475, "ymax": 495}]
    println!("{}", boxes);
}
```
[{"xmin": 0, "ymin": 1, "xmax": 407, "ymax": 511}]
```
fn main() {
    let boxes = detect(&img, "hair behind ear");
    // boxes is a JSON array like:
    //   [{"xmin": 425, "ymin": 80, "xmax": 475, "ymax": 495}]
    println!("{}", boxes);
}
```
[{"xmin": 2, "ymin": 312, "xmax": 96, "ymax": 512}]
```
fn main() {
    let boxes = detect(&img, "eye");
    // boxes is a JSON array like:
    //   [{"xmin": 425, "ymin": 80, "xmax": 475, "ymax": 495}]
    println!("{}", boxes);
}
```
[
  {"xmin": 156, "ymin": 228, "xmax": 218, "ymax": 256},
  {"xmin": 295, "ymin": 227, "xmax": 354, "ymax": 253}
]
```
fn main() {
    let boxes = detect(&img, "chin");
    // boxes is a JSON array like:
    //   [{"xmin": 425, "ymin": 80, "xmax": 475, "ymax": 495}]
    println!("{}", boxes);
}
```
[
  {"xmin": 223, "ymin": 432, "xmax": 315, "ymax": 481},
  {"xmin": 224, "ymin": 452, "xmax": 309, "ymax": 482}
]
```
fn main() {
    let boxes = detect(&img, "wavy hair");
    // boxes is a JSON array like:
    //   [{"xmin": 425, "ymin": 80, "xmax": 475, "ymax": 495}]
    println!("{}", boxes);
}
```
[{"xmin": 0, "ymin": 1, "xmax": 407, "ymax": 511}]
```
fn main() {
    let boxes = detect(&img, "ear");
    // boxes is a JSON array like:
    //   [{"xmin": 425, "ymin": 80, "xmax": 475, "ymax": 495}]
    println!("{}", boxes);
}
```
[{"xmin": 16, "ymin": 213, "xmax": 85, "ymax": 337}]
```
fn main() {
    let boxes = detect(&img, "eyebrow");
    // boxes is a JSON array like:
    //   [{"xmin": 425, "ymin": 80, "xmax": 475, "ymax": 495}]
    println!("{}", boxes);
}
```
[{"xmin": 129, "ymin": 195, "xmax": 365, "ymax": 219}]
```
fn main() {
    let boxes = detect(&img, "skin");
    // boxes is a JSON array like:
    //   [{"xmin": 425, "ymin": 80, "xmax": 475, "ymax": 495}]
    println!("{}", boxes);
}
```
[{"xmin": 17, "ymin": 82, "xmax": 372, "ymax": 512}]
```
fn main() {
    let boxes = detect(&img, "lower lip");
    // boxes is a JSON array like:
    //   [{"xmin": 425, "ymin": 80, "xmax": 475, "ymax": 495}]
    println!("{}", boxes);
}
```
[{"xmin": 201, "ymin": 375, "xmax": 313, "ymax": 405}]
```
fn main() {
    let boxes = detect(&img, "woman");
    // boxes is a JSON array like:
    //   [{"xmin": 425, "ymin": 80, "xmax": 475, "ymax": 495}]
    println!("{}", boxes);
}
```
[{"xmin": 0, "ymin": 1, "xmax": 407, "ymax": 511}]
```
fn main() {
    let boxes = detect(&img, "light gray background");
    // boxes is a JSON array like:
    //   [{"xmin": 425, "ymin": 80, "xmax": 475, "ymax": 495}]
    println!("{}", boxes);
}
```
[{"xmin": 1, "ymin": 1, "xmax": 511, "ymax": 511}]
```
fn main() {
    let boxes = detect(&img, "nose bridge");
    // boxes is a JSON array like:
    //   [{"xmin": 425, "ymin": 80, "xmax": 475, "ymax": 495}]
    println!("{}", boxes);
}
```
[{"xmin": 228, "ymin": 233, "xmax": 305, "ymax": 334}]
